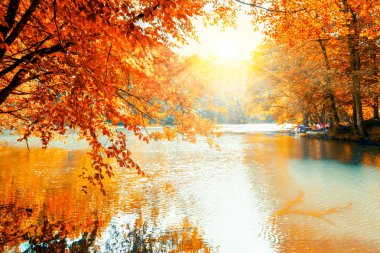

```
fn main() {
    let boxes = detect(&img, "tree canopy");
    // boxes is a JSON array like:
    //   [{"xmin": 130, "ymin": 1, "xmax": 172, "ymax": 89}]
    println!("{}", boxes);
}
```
[
  {"xmin": 0, "ymin": 0, "xmax": 237, "ymax": 192},
  {"xmin": 245, "ymin": 0, "xmax": 379, "ymax": 137},
  {"xmin": 1, "ymin": 0, "xmax": 379, "ymax": 191}
]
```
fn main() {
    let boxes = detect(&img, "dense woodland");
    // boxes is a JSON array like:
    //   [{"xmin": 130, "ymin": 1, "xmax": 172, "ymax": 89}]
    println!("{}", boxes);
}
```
[
  {"xmin": 244, "ymin": 0, "xmax": 380, "ymax": 138},
  {"xmin": 0, "ymin": 0, "xmax": 379, "ymax": 189}
]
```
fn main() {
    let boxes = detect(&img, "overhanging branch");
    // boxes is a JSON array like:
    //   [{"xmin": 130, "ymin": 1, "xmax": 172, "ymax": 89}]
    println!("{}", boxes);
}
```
[
  {"xmin": 0, "ymin": 0, "xmax": 42, "ymax": 59},
  {"xmin": 0, "ymin": 68, "xmax": 28, "ymax": 105},
  {"xmin": 0, "ymin": 40, "xmax": 72, "ymax": 78},
  {"xmin": 0, "ymin": 0, "xmax": 21, "ymax": 37}
]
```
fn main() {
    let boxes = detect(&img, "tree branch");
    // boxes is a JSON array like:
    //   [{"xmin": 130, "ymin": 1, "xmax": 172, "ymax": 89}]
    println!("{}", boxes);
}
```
[
  {"xmin": 234, "ymin": 0, "xmax": 305, "ymax": 13},
  {"xmin": 0, "ymin": 105, "xmax": 27, "ymax": 114},
  {"xmin": 0, "ymin": 0, "xmax": 42, "ymax": 59},
  {"xmin": 0, "ymin": 41, "xmax": 72, "ymax": 106},
  {"xmin": 0, "ymin": 36, "xmax": 49, "ymax": 77},
  {"xmin": 0, "ymin": 68, "xmax": 28, "ymax": 105},
  {"xmin": 0, "ymin": 40, "xmax": 72, "ymax": 78},
  {"xmin": 0, "ymin": 0, "xmax": 21, "ymax": 37}
]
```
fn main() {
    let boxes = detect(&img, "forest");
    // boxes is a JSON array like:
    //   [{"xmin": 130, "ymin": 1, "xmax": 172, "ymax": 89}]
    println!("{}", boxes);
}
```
[{"xmin": 245, "ymin": 0, "xmax": 380, "ymax": 140}]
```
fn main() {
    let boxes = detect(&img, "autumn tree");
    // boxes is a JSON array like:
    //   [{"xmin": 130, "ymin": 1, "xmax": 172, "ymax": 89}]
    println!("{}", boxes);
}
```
[
  {"xmin": 247, "ymin": 44, "xmax": 334, "ymax": 125},
  {"xmin": 0, "ymin": 0, "xmax": 238, "ymax": 192},
  {"xmin": 242, "ymin": 0, "xmax": 379, "ymax": 136}
]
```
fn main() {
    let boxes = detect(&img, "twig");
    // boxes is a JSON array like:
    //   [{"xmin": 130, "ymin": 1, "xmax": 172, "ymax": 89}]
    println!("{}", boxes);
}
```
[{"xmin": 234, "ymin": 0, "xmax": 305, "ymax": 13}]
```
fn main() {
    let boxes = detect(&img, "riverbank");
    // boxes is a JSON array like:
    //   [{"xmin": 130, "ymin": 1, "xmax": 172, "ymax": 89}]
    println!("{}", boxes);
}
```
[{"xmin": 300, "ymin": 119, "xmax": 380, "ymax": 145}]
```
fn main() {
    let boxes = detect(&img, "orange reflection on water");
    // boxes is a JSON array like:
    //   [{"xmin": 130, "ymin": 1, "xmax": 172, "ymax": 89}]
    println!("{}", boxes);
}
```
[
  {"xmin": 361, "ymin": 149, "xmax": 380, "ymax": 169},
  {"xmin": 2, "ymin": 131, "xmax": 380, "ymax": 252},
  {"xmin": 268, "ymin": 191, "xmax": 379, "ymax": 252},
  {"xmin": 272, "ymin": 192, "xmax": 353, "ymax": 225},
  {"xmin": 0, "ymin": 146, "xmax": 117, "ymax": 251},
  {"xmin": 0, "ymin": 144, "xmax": 213, "ymax": 252},
  {"xmin": 275, "ymin": 222, "xmax": 380, "ymax": 253},
  {"xmin": 241, "ymin": 134, "xmax": 380, "ymax": 252}
]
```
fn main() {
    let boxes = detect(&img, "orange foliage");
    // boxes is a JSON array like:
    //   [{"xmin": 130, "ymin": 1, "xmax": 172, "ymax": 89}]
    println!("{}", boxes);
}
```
[
  {"xmin": 0, "ymin": 148, "xmax": 213, "ymax": 251},
  {"xmin": 0, "ymin": 0, "xmax": 237, "ymax": 190},
  {"xmin": 244, "ymin": 0, "xmax": 379, "ymax": 134}
]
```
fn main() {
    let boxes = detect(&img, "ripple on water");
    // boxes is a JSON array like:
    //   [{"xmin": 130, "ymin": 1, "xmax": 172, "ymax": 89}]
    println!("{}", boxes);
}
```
[{"xmin": 1, "ymin": 130, "xmax": 380, "ymax": 252}]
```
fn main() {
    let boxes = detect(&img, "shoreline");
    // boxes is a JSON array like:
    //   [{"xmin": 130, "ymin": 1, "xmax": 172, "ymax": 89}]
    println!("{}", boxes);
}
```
[{"xmin": 298, "ymin": 131, "xmax": 380, "ymax": 146}]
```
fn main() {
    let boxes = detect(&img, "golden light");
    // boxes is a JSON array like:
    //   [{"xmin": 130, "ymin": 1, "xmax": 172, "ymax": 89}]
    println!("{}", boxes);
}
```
[
  {"xmin": 212, "ymin": 36, "xmax": 240, "ymax": 61},
  {"xmin": 180, "ymin": 14, "xmax": 263, "ymax": 62}
]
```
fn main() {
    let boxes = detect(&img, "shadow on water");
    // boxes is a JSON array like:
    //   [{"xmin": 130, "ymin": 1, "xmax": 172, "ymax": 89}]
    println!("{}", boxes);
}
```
[
  {"xmin": 297, "ymin": 137, "xmax": 380, "ymax": 167},
  {"xmin": 100, "ymin": 217, "xmax": 213, "ymax": 253},
  {"xmin": 242, "ymin": 133, "xmax": 380, "ymax": 168}
]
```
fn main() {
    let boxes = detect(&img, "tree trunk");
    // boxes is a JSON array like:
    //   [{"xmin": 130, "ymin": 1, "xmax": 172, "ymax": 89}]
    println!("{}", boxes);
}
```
[
  {"xmin": 374, "ymin": 94, "xmax": 379, "ymax": 119},
  {"xmin": 317, "ymin": 38, "xmax": 340, "ymax": 127},
  {"xmin": 303, "ymin": 112, "xmax": 309, "ymax": 126},
  {"xmin": 348, "ymin": 37, "xmax": 366, "ymax": 136},
  {"xmin": 308, "ymin": 114, "xmax": 314, "ymax": 125},
  {"xmin": 352, "ymin": 74, "xmax": 366, "ymax": 136},
  {"xmin": 342, "ymin": 0, "xmax": 366, "ymax": 137},
  {"xmin": 370, "ymin": 41, "xmax": 379, "ymax": 119},
  {"xmin": 352, "ymin": 92, "xmax": 358, "ymax": 132},
  {"xmin": 322, "ymin": 104, "xmax": 326, "ymax": 130}
]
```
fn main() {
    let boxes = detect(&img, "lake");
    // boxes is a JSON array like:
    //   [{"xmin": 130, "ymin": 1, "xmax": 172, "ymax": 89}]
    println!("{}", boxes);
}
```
[{"xmin": 1, "ymin": 124, "xmax": 380, "ymax": 252}]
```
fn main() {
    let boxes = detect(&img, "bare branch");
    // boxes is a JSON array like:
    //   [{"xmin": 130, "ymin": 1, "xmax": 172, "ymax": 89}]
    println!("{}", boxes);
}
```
[{"xmin": 234, "ymin": 0, "xmax": 305, "ymax": 13}]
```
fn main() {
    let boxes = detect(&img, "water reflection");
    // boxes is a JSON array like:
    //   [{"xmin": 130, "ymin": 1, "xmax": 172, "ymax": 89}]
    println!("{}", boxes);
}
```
[
  {"xmin": 1, "ymin": 204, "xmax": 212, "ymax": 252},
  {"xmin": 1, "ymin": 130, "xmax": 380, "ymax": 252},
  {"xmin": 242, "ymin": 133, "xmax": 380, "ymax": 168},
  {"xmin": 242, "ymin": 134, "xmax": 380, "ymax": 252},
  {"xmin": 98, "ymin": 217, "xmax": 213, "ymax": 253},
  {"xmin": 0, "ymin": 145, "xmax": 213, "ymax": 252},
  {"xmin": 0, "ymin": 203, "xmax": 100, "ymax": 252},
  {"xmin": 271, "ymin": 191, "xmax": 353, "ymax": 225}
]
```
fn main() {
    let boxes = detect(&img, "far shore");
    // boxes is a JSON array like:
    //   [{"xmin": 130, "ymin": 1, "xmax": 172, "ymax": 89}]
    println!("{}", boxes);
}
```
[{"xmin": 294, "ymin": 119, "xmax": 380, "ymax": 146}]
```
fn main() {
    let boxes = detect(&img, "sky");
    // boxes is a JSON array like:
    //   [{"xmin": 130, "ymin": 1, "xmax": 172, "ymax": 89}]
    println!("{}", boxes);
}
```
[
  {"xmin": 180, "ymin": 12, "xmax": 263, "ymax": 62},
  {"xmin": 176, "ymin": 9, "xmax": 264, "ymax": 112}
]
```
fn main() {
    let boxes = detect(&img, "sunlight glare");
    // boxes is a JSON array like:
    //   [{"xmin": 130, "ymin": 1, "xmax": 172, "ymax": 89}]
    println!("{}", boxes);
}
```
[
  {"xmin": 213, "ymin": 37, "xmax": 239, "ymax": 61},
  {"xmin": 180, "ymin": 14, "xmax": 263, "ymax": 62}
]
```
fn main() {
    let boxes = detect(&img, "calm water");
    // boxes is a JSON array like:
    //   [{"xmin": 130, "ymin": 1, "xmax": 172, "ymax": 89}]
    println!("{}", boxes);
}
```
[{"xmin": 1, "ymin": 124, "xmax": 380, "ymax": 252}]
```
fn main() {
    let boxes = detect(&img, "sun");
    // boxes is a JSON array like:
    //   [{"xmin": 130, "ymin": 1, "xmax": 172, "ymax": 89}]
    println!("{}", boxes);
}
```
[
  {"xmin": 212, "ymin": 37, "xmax": 239, "ymax": 61},
  {"xmin": 179, "ymin": 13, "xmax": 263, "ymax": 62}
]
